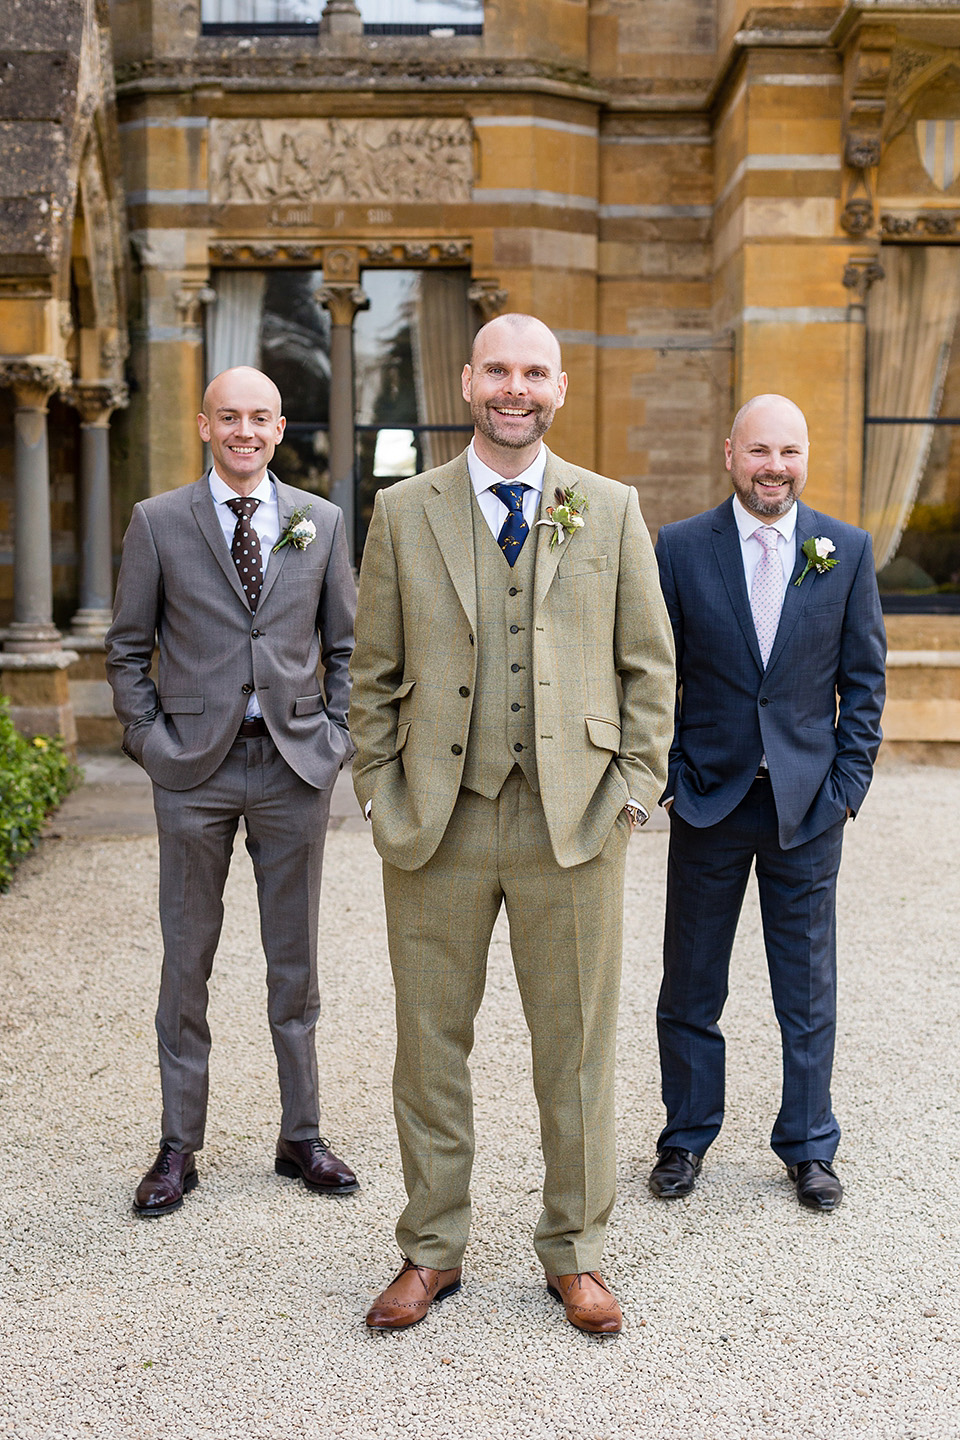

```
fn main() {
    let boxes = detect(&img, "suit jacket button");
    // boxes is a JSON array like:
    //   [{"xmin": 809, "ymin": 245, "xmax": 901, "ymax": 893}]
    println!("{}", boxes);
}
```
[
  {"xmin": 241, "ymin": 683, "xmax": 253, "ymax": 694},
  {"xmin": 511, "ymin": 663, "xmax": 521, "ymax": 673},
  {"xmin": 513, "ymin": 742, "xmax": 524, "ymax": 752},
  {"xmin": 469, "ymin": 635, "xmax": 475, "ymax": 645},
  {"xmin": 451, "ymin": 743, "xmax": 463, "ymax": 755},
  {"xmin": 511, "ymin": 702, "xmax": 521, "ymax": 712},
  {"xmin": 459, "ymin": 686, "xmax": 470, "ymax": 697},
  {"xmin": 759, "ymin": 697, "xmax": 769, "ymax": 706},
  {"xmin": 510, "ymin": 624, "xmax": 520, "ymax": 634},
  {"xmin": 251, "ymin": 629, "xmax": 261, "ymax": 638},
  {"xmin": 509, "ymin": 587, "xmax": 518, "ymax": 596}
]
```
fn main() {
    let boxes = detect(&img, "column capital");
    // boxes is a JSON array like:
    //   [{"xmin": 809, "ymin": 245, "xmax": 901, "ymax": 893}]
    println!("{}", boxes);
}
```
[
  {"xmin": 0, "ymin": 355, "xmax": 72, "ymax": 410},
  {"xmin": 67, "ymin": 379, "xmax": 131, "ymax": 427},
  {"xmin": 469, "ymin": 280, "xmax": 509, "ymax": 324},
  {"xmin": 317, "ymin": 283, "xmax": 370, "ymax": 327}
]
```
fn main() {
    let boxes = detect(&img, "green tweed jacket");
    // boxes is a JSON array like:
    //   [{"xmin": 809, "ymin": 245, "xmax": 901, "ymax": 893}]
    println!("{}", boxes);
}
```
[{"xmin": 349, "ymin": 447, "xmax": 676, "ymax": 871}]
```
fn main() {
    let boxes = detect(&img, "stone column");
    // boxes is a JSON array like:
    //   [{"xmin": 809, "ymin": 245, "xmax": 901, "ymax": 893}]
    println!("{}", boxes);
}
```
[
  {"xmin": 317, "ymin": 268, "xmax": 369, "ymax": 566},
  {"xmin": 0, "ymin": 357, "xmax": 72, "ymax": 653},
  {"xmin": 68, "ymin": 380, "xmax": 130, "ymax": 637},
  {"xmin": 320, "ymin": 0, "xmax": 363, "ymax": 35}
]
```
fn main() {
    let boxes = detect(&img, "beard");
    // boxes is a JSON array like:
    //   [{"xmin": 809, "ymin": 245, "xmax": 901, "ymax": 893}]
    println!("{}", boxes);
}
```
[
  {"xmin": 732, "ymin": 467, "xmax": 804, "ymax": 518},
  {"xmin": 471, "ymin": 397, "xmax": 555, "ymax": 450}
]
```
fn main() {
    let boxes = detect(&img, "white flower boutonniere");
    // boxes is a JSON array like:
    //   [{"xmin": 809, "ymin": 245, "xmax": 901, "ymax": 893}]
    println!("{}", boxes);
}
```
[
  {"xmin": 795, "ymin": 535, "xmax": 837, "ymax": 587},
  {"xmin": 536, "ymin": 486, "xmax": 588, "ymax": 550},
  {"xmin": 273, "ymin": 505, "xmax": 316, "ymax": 554}
]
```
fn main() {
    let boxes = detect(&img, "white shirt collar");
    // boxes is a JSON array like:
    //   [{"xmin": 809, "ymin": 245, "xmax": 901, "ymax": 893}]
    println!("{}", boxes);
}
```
[
  {"xmin": 209, "ymin": 468, "xmax": 276, "ymax": 506},
  {"xmin": 733, "ymin": 493, "xmax": 798, "ymax": 544},
  {"xmin": 466, "ymin": 438, "xmax": 547, "ymax": 499}
]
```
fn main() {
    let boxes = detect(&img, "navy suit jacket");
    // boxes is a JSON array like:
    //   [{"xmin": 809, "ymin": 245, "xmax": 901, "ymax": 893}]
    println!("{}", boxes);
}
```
[{"xmin": 656, "ymin": 496, "xmax": 886, "ymax": 850}]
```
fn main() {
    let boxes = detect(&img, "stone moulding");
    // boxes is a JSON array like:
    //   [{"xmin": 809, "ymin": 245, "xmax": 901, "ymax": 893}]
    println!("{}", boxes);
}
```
[
  {"xmin": 208, "ymin": 238, "xmax": 471, "ymax": 266},
  {"xmin": 881, "ymin": 210, "xmax": 960, "ymax": 237},
  {"xmin": 209, "ymin": 117, "xmax": 473, "ymax": 207}
]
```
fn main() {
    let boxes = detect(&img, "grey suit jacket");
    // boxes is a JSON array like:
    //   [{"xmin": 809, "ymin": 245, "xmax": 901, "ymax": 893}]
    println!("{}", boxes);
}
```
[{"xmin": 106, "ymin": 473, "xmax": 356, "ymax": 792}]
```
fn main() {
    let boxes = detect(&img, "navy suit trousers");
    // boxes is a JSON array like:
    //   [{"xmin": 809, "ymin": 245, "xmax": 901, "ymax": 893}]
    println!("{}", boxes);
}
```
[{"xmin": 657, "ymin": 778, "xmax": 845, "ymax": 1166}]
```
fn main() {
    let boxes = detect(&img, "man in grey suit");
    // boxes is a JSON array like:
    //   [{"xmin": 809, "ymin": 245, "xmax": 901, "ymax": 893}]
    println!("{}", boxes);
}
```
[
  {"xmin": 106, "ymin": 366, "xmax": 359, "ymax": 1215},
  {"xmin": 649, "ymin": 394, "xmax": 886, "ymax": 1212}
]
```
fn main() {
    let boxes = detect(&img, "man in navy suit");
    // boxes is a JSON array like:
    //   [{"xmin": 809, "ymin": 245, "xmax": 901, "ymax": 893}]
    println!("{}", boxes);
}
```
[{"xmin": 649, "ymin": 394, "xmax": 885, "ymax": 1211}]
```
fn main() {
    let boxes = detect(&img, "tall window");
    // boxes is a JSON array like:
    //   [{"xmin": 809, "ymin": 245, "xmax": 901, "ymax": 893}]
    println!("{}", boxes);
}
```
[
  {"xmin": 201, "ymin": 0, "xmax": 483, "ymax": 34},
  {"xmin": 863, "ymin": 247, "xmax": 960, "ymax": 611},
  {"xmin": 206, "ymin": 267, "xmax": 474, "ymax": 553}
]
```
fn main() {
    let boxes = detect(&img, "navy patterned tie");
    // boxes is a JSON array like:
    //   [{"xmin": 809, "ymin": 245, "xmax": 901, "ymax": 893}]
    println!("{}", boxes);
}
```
[
  {"xmin": 490, "ymin": 483, "xmax": 529, "ymax": 567},
  {"xmin": 226, "ymin": 496, "xmax": 263, "ymax": 612}
]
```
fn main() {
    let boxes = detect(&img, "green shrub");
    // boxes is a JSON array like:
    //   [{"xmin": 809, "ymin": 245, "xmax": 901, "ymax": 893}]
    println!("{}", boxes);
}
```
[{"xmin": 0, "ymin": 695, "xmax": 79, "ymax": 891}]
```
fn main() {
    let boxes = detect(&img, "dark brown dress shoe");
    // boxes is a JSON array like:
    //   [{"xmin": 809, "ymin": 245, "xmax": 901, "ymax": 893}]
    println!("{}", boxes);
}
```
[
  {"xmin": 788, "ymin": 1159, "xmax": 843, "ymax": 1211},
  {"xmin": 133, "ymin": 1146, "xmax": 198, "ymax": 1217},
  {"xmin": 274, "ymin": 1136, "xmax": 359, "ymax": 1194},
  {"xmin": 365, "ymin": 1258, "xmax": 462, "ymax": 1331},
  {"xmin": 649, "ymin": 1146, "xmax": 702, "ymax": 1198},
  {"xmin": 545, "ymin": 1271, "xmax": 622, "ymax": 1336}
]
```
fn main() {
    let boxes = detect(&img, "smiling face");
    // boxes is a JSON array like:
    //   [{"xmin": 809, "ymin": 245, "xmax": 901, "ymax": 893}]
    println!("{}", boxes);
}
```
[
  {"xmin": 725, "ymin": 394, "xmax": 809, "ymax": 520},
  {"xmin": 197, "ymin": 367, "xmax": 286, "ymax": 495},
  {"xmin": 461, "ymin": 315, "xmax": 567, "ymax": 476}
]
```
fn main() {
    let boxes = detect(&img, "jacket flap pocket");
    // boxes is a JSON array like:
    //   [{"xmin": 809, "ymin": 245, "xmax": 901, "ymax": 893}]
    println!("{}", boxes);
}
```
[
  {"xmin": 391, "ymin": 679, "xmax": 417, "ymax": 702},
  {"xmin": 585, "ymin": 715, "xmax": 621, "ymax": 752},
  {"xmin": 294, "ymin": 693, "xmax": 324, "ymax": 717},
  {"xmin": 160, "ymin": 695, "xmax": 204, "ymax": 715},
  {"xmin": 396, "ymin": 719, "xmax": 411, "ymax": 752},
  {"xmin": 557, "ymin": 554, "xmax": 608, "ymax": 578}
]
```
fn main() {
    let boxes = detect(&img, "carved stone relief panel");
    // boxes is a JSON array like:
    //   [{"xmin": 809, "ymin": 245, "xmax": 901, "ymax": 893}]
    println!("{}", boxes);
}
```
[{"xmin": 209, "ymin": 119, "xmax": 473, "ymax": 207}]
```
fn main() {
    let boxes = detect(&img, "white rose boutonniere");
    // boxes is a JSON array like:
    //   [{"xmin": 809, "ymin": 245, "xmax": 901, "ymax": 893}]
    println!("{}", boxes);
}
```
[
  {"xmin": 273, "ymin": 505, "xmax": 316, "ymax": 553},
  {"xmin": 795, "ymin": 535, "xmax": 837, "ymax": 587}
]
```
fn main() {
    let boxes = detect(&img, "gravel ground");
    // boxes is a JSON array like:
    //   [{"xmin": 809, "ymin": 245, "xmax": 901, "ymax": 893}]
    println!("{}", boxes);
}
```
[{"xmin": 0, "ymin": 763, "xmax": 958, "ymax": 1439}]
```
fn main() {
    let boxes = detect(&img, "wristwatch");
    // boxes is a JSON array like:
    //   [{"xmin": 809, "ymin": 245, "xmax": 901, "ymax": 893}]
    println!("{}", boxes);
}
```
[{"xmin": 623, "ymin": 799, "xmax": 648, "ymax": 827}]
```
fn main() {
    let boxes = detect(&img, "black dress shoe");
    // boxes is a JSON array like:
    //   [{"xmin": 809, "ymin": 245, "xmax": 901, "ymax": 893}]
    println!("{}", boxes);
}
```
[
  {"xmin": 787, "ymin": 1159, "xmax": 843, "ymax": 1211},
  {"xmin": 649, "ymin": 1147, "xmax": 702, "ymax": 1198},
  {"xmin": 275, "ymin": 1136, "xmax": 359, "ymax": 1194},
  {"xmin": 134, "ymin": 1146, "xmax": 198, "ymax": 1217}
]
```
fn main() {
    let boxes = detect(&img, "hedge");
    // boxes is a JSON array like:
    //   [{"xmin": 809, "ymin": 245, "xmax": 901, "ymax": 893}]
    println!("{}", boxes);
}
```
[{"xmin": 0, "ymin": 695, "xmax": 79, "ymax": 891}]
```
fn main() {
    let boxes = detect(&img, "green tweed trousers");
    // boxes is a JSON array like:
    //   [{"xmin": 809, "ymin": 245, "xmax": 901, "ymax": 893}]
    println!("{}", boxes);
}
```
[{"xmin": 381, "ymin": 769, "xmax": 630, "ymax": 1274}]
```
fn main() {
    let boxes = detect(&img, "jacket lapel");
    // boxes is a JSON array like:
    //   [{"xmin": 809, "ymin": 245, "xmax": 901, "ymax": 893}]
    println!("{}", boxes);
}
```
[
  {"xmin": 258, "ymin": 473, "xmax": 293, "ymax": 609},
  {"xmin": 764, "ymin": 500, "xmax": 818, "ymax": 675},
  {"xmin": 424, "ymin": 455, "xmax": 478, "ymax": 631},
  {"xmin": 711, "ymin": 497, "xmax": 764, "ymax": 673},
  {"xmin": 534, "ymin": 449, "xmax": 573, "ymax": 614},
  {"xmin": 191, "ymin": 476, "xmax": 249, "ymax": 608}
]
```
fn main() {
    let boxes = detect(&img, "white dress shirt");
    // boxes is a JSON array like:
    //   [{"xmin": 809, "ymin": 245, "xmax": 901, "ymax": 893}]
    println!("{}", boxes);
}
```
[
  {"xmin": 466, "ymin": 438, "xmax": 547, "ymax": 538},
  {"xmin": 732, "ymin": 493, "xmax": 797, "ymax": 596},
  {"xmin": 209, "ymin": 469, "xmax": 280, "ymax": 720}
]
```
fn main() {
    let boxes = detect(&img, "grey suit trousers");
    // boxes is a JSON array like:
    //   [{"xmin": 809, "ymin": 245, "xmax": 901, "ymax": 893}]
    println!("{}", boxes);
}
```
[{"xmin": 151, "ymin": 732, "xmax": 333, "ymax": 1151}]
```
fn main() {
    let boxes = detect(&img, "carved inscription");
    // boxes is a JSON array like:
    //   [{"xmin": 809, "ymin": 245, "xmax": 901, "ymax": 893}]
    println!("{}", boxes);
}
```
[{"xmin": 210, "ymin": 119, "xmax": 473, "ymax": 206}]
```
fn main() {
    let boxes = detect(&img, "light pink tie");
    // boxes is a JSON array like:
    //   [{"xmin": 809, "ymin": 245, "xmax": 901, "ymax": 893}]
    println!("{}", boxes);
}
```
[{"xmin": 750, "ymin": 526, "xmax": 783, "ymax": 668}]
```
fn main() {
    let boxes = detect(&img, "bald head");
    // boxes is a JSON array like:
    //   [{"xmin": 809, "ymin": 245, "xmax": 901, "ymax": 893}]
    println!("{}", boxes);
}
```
[
  {"xmin": 725, "ymin": 393, "xmax": 809, "ymax": 520},
  {"xmin": 201, "ymin": 366, "xmax": 282, "ymax": 420},
  {"xmin": 197, "ymin": 366, "xmax": 286, "ymax": 495},
  {"xmin": 730, "ymin": 393, "xmax": 808, "ymax": 448},
  {"xmin": 470, "ymin": 313, "xmax": 562, "ymax": 373}
]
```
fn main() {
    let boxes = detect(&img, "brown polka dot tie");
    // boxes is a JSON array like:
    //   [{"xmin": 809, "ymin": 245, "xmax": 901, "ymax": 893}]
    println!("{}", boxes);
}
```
[{"xmin": 226, "ymin": 496, "xmax": 263, "ymax": 612}]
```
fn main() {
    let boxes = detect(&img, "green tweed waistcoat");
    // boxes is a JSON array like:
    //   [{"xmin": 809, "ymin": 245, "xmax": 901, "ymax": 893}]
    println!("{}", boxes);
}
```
[{"xmin": 460, "ymin": 496, "xmax": 539, "ymax": 798}]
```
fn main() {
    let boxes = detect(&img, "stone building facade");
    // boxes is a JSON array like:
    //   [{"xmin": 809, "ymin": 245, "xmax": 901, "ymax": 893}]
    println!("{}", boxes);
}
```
[{"xmin": 2, "ymin": 1, "xmax": 960, "ymax": 756}]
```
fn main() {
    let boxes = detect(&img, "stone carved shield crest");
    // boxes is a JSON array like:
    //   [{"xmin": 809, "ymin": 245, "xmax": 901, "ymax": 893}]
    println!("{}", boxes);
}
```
[{"xmin": 916, "ymin": 120, "xmax": 960, "ymax": 192}]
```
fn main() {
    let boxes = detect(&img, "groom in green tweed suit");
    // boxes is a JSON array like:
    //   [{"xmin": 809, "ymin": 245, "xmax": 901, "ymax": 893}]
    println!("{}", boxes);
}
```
[{"xmin": 350, "ymin": 314, "xmax": 675, "ymax": 1335}]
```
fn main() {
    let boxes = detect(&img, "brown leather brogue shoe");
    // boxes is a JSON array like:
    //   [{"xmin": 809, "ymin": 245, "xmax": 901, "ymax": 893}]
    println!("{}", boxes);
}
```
[
  {"xmin": 365, "ymin": 1258, "xmax": 462, "ymax": 1331},
  {"xmin": 133, "ymin": 1146, "xmax": 198, "ymax": 1217},
  {"xmin": 275, "ymin": 1136, "xmax": 359, "ymax": 1194},
  {"xmin": 545, "ymin": 1270, "xmax": 623, "ymax": 1336}
]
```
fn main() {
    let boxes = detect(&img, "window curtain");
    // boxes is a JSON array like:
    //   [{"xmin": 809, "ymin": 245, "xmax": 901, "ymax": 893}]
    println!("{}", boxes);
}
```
[
  {"xmin": 862, "ymin": 247, "xmax": 960, "ymax": 569},
  {"xmin": 206, "ymin": 270, "xmax": 267, "ymax": 381},
  {"xmin": 411, "ymin": 270, "xmax": 473, "ymax": 469}
]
